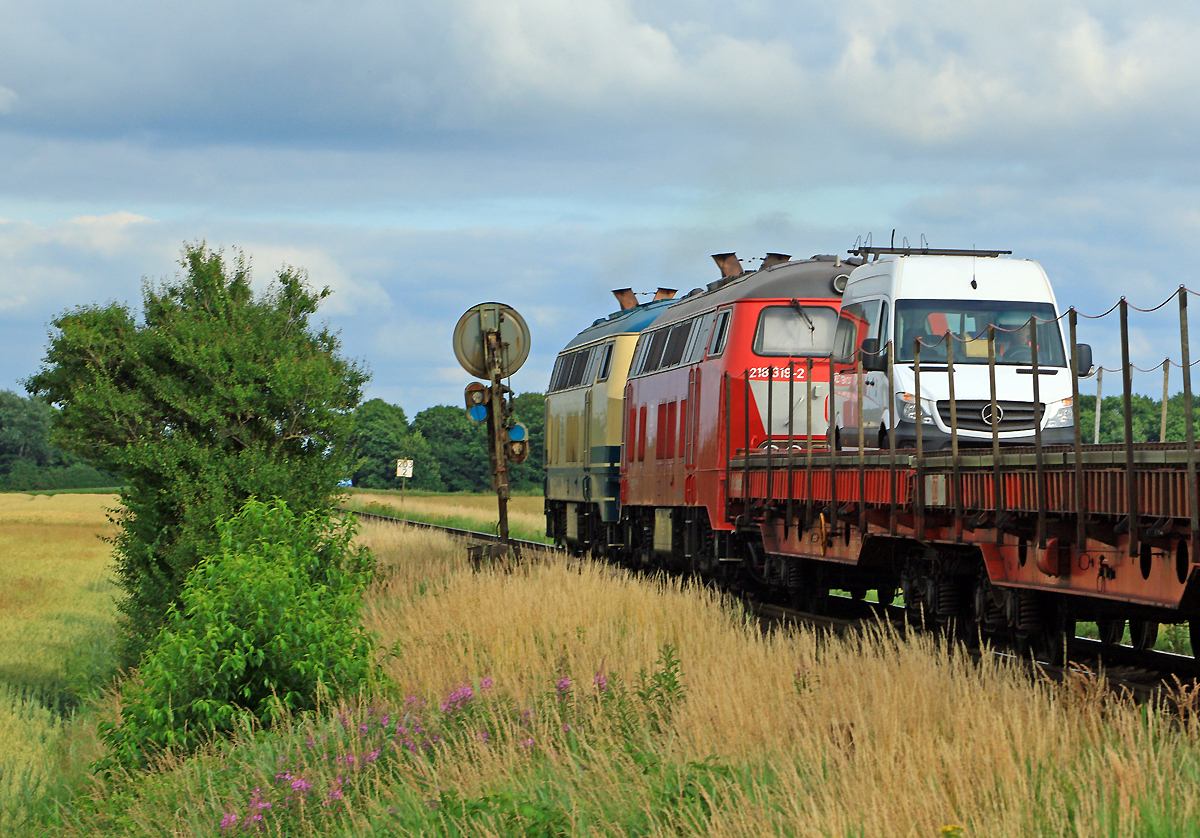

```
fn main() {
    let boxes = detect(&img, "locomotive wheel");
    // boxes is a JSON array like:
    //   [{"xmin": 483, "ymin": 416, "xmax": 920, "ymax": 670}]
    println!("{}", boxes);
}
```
[
  {"xmin": 1129, "ymin": 619, "xmax": 1159, "ymax": 651},
  {"xmin": 1096, "ymin": 618, "xmax": 1125, "ymax": 646}
]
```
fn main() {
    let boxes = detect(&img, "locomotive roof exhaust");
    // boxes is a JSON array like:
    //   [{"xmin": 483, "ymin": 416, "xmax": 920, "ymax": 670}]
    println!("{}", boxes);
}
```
[
  {"xmin": 761, "ymin": 253, "xmax": 791, "ymax": 269},
  {"xmin": 612, "ymin": 288, "xmax": 637, "ymax": 310},
  {"xmin": 652, "ymin": 288, "xmax": 677, "ymax": 302},
  {"xmin": 712, "ymin": 253, "xmax": 743, "ymax": 278}
]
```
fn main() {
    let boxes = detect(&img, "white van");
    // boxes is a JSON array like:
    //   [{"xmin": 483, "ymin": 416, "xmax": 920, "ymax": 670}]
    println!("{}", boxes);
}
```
[{"xmin": 832, "ymin": 248, "xmax": 1092, "ymax": 450}]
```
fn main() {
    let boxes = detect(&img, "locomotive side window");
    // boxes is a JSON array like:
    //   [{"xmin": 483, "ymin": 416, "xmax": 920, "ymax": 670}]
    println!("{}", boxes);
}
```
[
  {"xmin": 685, "ymin": 312, "xmax": 716, "ymax": 363},
  {"xmin": 640, "ymin": 328, "xmax": 670, "ymax": 374},
  {"xmin": 660, "ymin": 321, "xmax": 693, "ymax": 369},
  {"xmin": 753, "ymin": 305, "xmax": 838, "ymax": 357},
  {"xmin": 549, "ymin": 355, "xmax": 568, "ymax": 392},
  {"xmin": 596, "ymin": 342, "xmax": 615, "ymax": 382},
  {"xmin": 565, "ymin": 347, "xmax": 594, "ymax": 388},
  {"xmin": 709, "ymin": 310, "xmax": 732, "ymax": 357}
]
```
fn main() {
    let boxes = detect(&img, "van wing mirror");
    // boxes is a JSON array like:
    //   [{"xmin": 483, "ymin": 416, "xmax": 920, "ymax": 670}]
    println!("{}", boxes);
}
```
[
  {"xmin": 1073, "ymin": 344, "xmax": 1093, "ymax": 377},
  {"xmin": 859, "ymin": 338, "xmax": 887, "ymax": 373}
]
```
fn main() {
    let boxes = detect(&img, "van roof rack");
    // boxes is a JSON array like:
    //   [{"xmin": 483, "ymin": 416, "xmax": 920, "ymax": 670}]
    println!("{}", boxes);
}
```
[{"xmin": 848, "ymin": 246, "xmax": 1012, "ymax": 259}]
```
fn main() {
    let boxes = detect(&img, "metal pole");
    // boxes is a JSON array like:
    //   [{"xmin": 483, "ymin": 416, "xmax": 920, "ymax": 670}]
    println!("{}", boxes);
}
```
[
  {"xmin": 806, "ymin": 357, "xmax": 814, "ymax": 527},
  {"xmin": 1094, "ymin": 368, "xmax": 1104, "ymax": 444},
  {"xmin": 829, "ymin": 353, "xmax": 838, "ymax": 535},
  {"xmin": 947, "ymin": 332, "xmax": 961, "ymax": 540},
  {"xmin": 887, "ymin": 340, "xmax": 897, "ymax": 535},
  {"xmin": 786, "ymin": 360, "xmax": 795, "ymax": 539},
  {"xmin": 744, "ymin": 370, "xmax": 752, "ymax": 519},
  {"xmin": 1180, "ymin": 289, "xmax": 1198, "ymax": 573},
  {"xmin": 1069, "ymin": 309, "xmax": 1086, "ymax": 552},
  {"xmin": 1162, "ymin": 359, "xmax": 1171, "ymax": 442},
  {"xmin": 1120, "ymin": 298, "xmax": 1138, "ymax": 557},
  {"xmin": 766, "ymin": 364, "xmax": 774, "ymax": 507},
  {"xmin": 914, "ymin": 337, "xmax": 925, "ymax": 541},
  {"xmin": 857, "ymin": 349, "xmax": 866, "ymax": 533},
  {"xmin": 1031, "ymin": 317, "xmax": 1045, "ymax": 549},
  {"xmin": 724, "ymin": 372, "xmax": 731, "ymax": 522},
  {"xmin": 988, "ymin": 325, "xmax": 1003, "ymax": 546}
]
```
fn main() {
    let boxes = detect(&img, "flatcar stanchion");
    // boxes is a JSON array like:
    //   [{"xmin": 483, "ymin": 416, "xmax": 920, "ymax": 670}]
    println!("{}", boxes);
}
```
[
  {"xmin": 946, "ymin": 333, "xmax": 962, "ymax": 541},
  {"xmin": 857, "ymin": 348, "xmax": 866, "ymax": 533},
  {"xmin": 988, "ymin": 325, "xmax": 1003, "ymax": 545},
  {"xmin": 887, "ymin": 341, "xmax": 897, "ymax": 535},
  {"xmin": 1180, "ymin": 289, "xmax": 1199, "ymax": 574},
  {"xmin": 1120, "ymin": 298, "xmax": 1139, "ymax": 557},
  {"xmin": 1031, "ymin": 318, "xmax": 1046, "ymax": 550},
  {"xmin": 1069, "ymin": 309, "xmax": 1087, "ymax": 552},
  {"xmin": 914, "ymin": 338, "xmax": 925, "ymax": 541},
  {"xmin": 805, "ymin": 357, "xmax": 815, "ymax": 528},
  {"xmin": 828, "ymin": 353, "xmax": 838, "ymax": 538},
  {"xmin": 786, "ymin": 360, "xmax": 795, "ymax": 539},
  {"xmin": 766, "ymin": 364, "xmax": 775, "ymax": 510},
  {"xmin": 453, "ymin": 302, "xmax": 532, "ymax": 564}
]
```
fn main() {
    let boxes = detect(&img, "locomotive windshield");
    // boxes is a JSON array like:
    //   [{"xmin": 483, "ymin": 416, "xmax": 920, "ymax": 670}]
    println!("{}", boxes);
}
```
[
  {"xmin": 894, "ymin": 300, "xmax": 1066, "ymax": 366},
  {"xmin": 752, "ymin": 304, "xmax": 839, "ymax": 356}
]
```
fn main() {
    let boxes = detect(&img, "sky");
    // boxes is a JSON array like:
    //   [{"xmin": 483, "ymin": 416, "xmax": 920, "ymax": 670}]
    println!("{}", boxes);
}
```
[{"xmin": 4, "ymin": 0, "xmax": 1200, "ymax": 414}]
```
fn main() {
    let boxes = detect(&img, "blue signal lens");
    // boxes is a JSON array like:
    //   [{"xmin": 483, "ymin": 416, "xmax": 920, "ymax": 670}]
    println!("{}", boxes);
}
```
[
  {"xmin": 509, "ymin": 423, "xmax": 527, "ymax": 441},
  {"xmin": 469, "ymin": 405, "xmax": 489, "ymax": 422}
]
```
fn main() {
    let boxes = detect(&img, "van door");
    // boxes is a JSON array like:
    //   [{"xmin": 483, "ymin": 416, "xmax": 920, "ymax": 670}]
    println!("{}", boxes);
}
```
[{"xmin": 834, "ymin": 299, "xmax": 887, "ymax": 446}]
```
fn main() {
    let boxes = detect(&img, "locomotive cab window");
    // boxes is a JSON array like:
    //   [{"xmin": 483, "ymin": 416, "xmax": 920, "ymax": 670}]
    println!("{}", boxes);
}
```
[
  {"xmin": 639, "ymin": 328, "xmax": 670, "ymax": 374},
  {"xmin": 659, "ymin": 321, "xmax": 693, "ymax": 369},
  {"xmin": 753, "ymin": 304, "xmax": 838, "ymax": 357}
]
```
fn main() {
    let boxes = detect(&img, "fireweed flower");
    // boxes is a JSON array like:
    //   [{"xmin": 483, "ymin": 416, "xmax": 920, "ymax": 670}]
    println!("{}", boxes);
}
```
[
  {"xmin": 220, "ymin": 812, "xmax": 238, "ymax": 831},
  {"xmin": 594, "ymin": 673, "xmax": 608, "ymax": 692},
  {"xmin": 556, "ymin": 677, "xmax": 570, "ymax": 694},
  {"xmin": 292, "ymin": 777, "xmax": 314, "ymax": 796},
  {"xmin": 480, "ymin": 676, "xmax": 493, "ymax": 691}
]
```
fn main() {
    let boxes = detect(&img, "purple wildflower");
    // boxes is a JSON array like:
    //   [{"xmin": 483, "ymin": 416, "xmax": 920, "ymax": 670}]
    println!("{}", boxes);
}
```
[
  {"xmin": 594, "ymin": 673, "xmax": 608, "ymax": 692},
  {"xmin": 367, "ymin": 748, "xmax": 382, "ymax": 762},
  {"xmin": 292, "ymin": 778, "xmax": 313, "ymax": 797},
  {"xmin": 480, "ymin": 676, "xmax": 493, "ymax": 691},
  {"xmin": 477, "ymin": 730, "xmax": 489, "ymax": 742},
  {"xmin": 520, "ymin": 737, "xmax": 535, "ymax": 748},
  {"xmin": 556, "ymin": 677, "xmax": 570, "ymax": 694},
  {"xmin": 220, "ymin": 812, "xmax": 238, "ymax": 831}
]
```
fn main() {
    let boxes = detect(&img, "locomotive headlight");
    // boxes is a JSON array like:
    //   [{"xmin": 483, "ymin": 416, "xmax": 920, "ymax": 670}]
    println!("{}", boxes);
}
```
[{"xmin": 1044, "ymin": 397, "xmax": 1074, "ymax": 429}]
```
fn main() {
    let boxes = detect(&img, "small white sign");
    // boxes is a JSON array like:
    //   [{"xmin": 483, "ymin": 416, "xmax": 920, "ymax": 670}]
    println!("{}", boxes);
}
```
[{"xmin": 396, "ymin": 458, "xmax": 414, "ymax": 479}]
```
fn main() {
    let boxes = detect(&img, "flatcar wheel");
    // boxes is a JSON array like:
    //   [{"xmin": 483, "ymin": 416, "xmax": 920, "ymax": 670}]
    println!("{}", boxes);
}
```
[
  {"xmin": 1129, "ymin": 619, "xmax": 1159, "ymax": 651},
  {"xmin": 1096, "ymin": 618, "xmax": 1125, "ymax": 646},
  {"xmin": 876, "ymin": 587, "xmax": 897, "ymax": 606},
  {"xmin": 1191, "ymin": 620, "xmax": 1200, "ymax": 659},
  {"xmin": 849, "ymin": 587, "xmax": 867, "ymax": 601}
]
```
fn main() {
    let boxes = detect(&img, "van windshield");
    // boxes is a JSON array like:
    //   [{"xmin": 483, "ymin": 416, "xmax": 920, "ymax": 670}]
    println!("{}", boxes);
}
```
[
  {"xmin": 753, "ymin": 304, "xmax": 840, "ymax": 357},
  {"xmin": 894, "ymin": 300, "xmax": 1066, "ymax": 366}
]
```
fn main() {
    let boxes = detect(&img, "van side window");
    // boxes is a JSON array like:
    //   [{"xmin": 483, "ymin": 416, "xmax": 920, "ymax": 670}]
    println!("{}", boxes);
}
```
[
  {"xmin": 709, "ymin": 310, "xmax": 731, "ymax": 357},
  {"xmin": 834, "ymin": 303, "xmax": 865, "ymax": 363}
]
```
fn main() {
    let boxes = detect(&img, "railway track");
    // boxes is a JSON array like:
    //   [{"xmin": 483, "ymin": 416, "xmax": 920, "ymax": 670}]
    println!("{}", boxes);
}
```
[{"xmin": 347, "ymin": 507, "xmax": 1198, "ymax": 704}]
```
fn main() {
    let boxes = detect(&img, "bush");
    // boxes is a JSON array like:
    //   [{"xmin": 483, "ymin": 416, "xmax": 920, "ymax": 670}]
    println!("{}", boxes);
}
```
[{"xmin": 99, "ymin": 498, "xmax": 377, "ymax": 769}]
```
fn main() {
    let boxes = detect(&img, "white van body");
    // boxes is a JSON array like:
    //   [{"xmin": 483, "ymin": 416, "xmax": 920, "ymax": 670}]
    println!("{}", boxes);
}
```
[{"xmin": 834, "ymin": 253, "xmax": 1085, "ymax": 450}]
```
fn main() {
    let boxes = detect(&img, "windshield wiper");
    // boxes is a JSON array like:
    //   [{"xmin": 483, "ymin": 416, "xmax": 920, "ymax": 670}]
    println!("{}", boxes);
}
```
[{"xmin": 789, "ymin": 298, "xmax": 816, "ymax": 336}]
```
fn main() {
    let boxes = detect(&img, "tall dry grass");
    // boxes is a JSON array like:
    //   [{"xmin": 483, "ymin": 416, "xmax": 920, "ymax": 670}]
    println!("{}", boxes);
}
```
[{"xmin": 359, "ymin": 520, "xmax": 1200, "ymax": 837}]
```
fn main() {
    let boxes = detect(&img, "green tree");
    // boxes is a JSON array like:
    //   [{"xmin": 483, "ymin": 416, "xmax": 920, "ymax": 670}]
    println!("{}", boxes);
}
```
[
  {"xmin": 351, "ymin": 398, "xmax": 443, "ymax": 490},
  {"xmin": 508, "ymin": 390, "xmax": 545, "ymax": 492},
  {"xmin": 411, "ymin": 404, "xmax": 489, "ymax": 492},
  {"xmin": 26, "ymin": 243, "xmax": 367, "ymax": 660}
]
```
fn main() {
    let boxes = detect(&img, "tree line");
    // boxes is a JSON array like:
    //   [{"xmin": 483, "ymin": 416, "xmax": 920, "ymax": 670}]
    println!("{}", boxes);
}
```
[{"xmin": 349, "ymin": 394, "xmax": 544, "ymax": 493}]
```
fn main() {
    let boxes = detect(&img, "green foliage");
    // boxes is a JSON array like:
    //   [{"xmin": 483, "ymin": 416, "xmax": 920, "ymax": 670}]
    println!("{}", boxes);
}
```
[
  {"xmin": 410, "ymin": 392, "xmax": 545, "ymax": 493},
  {"xmin": 0, "ymin": 391, "xmax": 117, "ymax": 491},
  {"xmin": 1076, "ymin": 392, "xmax": 1200, "ymax": 443},
  {"xmin": 350, "ymin": 398, "xmax": 444, "ymax": 490},
  {"xmin": 26, "ymin": 243, "xmax": 367, "ymax": 658},
  {"xmin": 98, "ymin": 498, "xmax": 376, "ymax": 770}
]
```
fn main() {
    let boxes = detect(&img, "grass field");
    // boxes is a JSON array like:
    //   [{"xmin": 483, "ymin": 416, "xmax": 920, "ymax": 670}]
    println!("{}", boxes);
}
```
[
  {"xmin": 345, "ymin": 489, "xmax": 550, "ymax": 543},
  {"xmin": 0, "ymin": 493, "xmax": 119, "ymax": 831},
  {"xmin": 6, "ymin": 493, "xmax": 1200, "ymax": 836}
]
